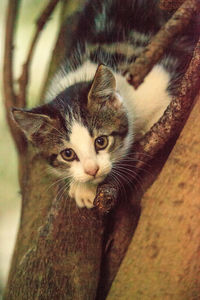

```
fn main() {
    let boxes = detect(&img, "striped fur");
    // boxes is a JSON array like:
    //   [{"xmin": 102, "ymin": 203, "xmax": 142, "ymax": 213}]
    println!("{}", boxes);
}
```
[{"xmin": 12, "ymin": 0, "xmax": 197, "ymax": 208}]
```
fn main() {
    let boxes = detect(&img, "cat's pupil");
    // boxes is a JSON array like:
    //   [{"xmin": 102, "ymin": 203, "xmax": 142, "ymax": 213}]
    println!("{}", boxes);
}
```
[
  {"xmin": 65, "ymin": 149, "xmax": 72, "ymax": 157},
  {"xmin": 97, "ymin": 137, "xmax": 104, "ymax": 145}
]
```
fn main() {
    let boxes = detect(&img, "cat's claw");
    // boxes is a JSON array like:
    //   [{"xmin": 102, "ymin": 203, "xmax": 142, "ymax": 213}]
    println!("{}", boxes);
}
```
[{"xmin": 69, "ymin": 182, "xmax": 97, "ymax": 209}]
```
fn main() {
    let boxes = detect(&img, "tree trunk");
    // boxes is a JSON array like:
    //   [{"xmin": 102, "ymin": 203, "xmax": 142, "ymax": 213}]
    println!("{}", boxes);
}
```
[
  {"xmin": 4, "ymin": 148, "xmax": 105, "ymax": 299},
  {"xmin": 107, "ymin": 94, "xmax": 200, "ymax": 300}
]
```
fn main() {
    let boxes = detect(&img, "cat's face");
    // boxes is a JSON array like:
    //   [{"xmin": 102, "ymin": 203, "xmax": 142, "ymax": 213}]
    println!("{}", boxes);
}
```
[
  {"xmin": 51, "ymin": 121, "xmax": 122, "ymax": 184},
  {"xmin": 12, "ymin": 65, "xmax": 131, "ymax": 185}
]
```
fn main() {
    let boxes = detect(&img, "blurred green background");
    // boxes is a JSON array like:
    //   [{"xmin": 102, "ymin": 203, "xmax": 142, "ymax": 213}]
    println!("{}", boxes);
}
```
[{"xmin": 0, "ymin": 0, "xmax": 60, "ymax": 296}]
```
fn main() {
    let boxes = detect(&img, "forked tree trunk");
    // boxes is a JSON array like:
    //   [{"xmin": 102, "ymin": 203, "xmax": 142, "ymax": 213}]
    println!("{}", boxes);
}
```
[{"xmin": 5, "ymin": 95, "xmax": 200, "ymax": 300}]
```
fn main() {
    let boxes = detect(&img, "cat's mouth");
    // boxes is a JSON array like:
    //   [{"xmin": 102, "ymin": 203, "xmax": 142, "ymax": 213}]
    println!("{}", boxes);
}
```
[
  {"xmin": 73, "ymin": 175, "xmax": 106, "ymax": 185},
  {"xmin": 91, "ymin": 175, "xmax": 106, "ymax": 185},
  {"xmin": 78, "ymin": 174, "xmax": 106, "ymax": 185}
]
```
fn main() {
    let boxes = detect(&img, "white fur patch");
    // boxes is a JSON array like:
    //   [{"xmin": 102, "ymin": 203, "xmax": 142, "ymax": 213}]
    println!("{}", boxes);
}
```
[
  {"xmin": 114, "ymin": 64, "xmax": 171, "ymax": 139},
  {"xmin": 69, "ymin": 181, "xmax": 97, "ymax": 208},
  {"xmin": 70, "ymin": 122, "xmax": 96, "ymax": 160},
  {"xmin": 46, "ymin": 61, "xmax": 97, "ymax": 101},
  {"xmin": 64, "ymin": 121, "xmax": 112, "ymax": 208},
  {"xmin": 60, "ymin": 121, "xmax": 112, "ymax": 184},
  {"xmin": 131, "ymin": 65, "xmax": 171, "ymax": 136}
]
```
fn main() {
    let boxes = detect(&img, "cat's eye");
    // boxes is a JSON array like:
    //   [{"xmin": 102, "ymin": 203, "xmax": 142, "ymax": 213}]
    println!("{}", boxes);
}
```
[
  {"xmin": 61, "ymin": 148, "xmax": 77, "ymax": 161},
  {"xmin": 95, "ymin": 136, "xmax": 108, "ymax": 151}
]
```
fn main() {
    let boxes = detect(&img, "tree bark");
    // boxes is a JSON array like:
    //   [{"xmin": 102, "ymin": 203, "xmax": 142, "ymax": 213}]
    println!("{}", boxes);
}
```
[
  {"xmin": 107, "ymin": 93, "xmax": 200, "ymax": 300},
  {"xmin": 4, "ymin": 148, "xmax": 105, "ymax": 300},
  {"xmin": 160, "ymin": 0, "xmax": 185, "ymax": 11}
]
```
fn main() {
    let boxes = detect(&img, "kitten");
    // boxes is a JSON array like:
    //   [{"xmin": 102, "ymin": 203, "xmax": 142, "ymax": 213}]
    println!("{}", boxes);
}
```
[{"xmin": 12, "ymin": 0, "xmax": 195, "ymax": 208}]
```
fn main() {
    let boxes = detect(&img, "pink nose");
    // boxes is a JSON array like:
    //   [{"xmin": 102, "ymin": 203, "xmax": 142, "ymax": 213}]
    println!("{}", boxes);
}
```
[{"xmin": 84, "ymin": 165, "xmax": 99, "ymax": 177}]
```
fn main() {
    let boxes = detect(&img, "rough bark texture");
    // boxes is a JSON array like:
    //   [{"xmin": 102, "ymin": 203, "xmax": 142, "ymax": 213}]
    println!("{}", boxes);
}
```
[
  {"xmin": 160, "ymin": 0, "xmax": 184, "ymax": 11},
  {"xmin": 107, "ymin": 92, "xmax": 200, "ymax": 300},
  {"xmin": 4, "ymin": 148, "xmax": 105, "ymax": 299},
  {"xmin": 96, "ymin": 200, "xmax": 141, "ymax": 300}
]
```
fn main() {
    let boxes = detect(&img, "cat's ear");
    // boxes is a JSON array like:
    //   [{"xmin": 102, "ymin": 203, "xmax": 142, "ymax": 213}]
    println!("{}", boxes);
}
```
[
  {"xmin": 88, "ymin": 64, "xmax": 117, "ymax": 105},
  {"xmin": 11, "ymin": 108, "xmax": 52, "ymax": 141}
]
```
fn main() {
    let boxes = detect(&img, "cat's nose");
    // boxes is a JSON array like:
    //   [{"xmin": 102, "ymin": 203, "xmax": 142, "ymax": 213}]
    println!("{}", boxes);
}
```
[
  {"xmin": 84, "ymin": 161, "xmax": 99, "ymax": 177},
  {"xmin": 85, "ymin": 166, "xmax": 99, "ymax": 177}
]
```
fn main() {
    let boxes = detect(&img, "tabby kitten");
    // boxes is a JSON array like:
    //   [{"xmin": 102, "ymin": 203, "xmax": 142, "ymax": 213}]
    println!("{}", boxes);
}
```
[{"xmin": 12, "ymin": 0, "xmax": 195, "ymax": 208}]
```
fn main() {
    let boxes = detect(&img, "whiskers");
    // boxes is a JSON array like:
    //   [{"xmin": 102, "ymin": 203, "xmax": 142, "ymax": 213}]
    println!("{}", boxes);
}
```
[
  {"xmin": 109, "ymin": 170, "xmax": 128, "ymax": 202},
  {"xmin": 55, "ymin": 177, "xmax": 71, "ymax": 203},
  {"xmin": 41, "ymin": 165, "xmax": 72, "ymax": 198},
  {"xmin": 111, "ymin": 151, "xmax": 153, "ymax": 199},
  {"xmin": 113, "ymin": 164, "xmax": 144, "ymax": 195},
  {"xmin": 115, "ymin": 149, "xmax": 153, "ymax": 163}
]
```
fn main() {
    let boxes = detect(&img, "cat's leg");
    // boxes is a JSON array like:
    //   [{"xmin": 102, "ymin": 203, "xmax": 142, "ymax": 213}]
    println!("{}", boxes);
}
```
[{"xmin": 69, "ymin": 181, "xmax": 97, "ymax": 208}]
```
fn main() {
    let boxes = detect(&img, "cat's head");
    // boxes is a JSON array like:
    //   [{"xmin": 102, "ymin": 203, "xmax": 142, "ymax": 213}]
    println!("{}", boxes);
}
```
[{"xmin": 12, "ymin": 65, "xmax": 132, "ymax": 185}]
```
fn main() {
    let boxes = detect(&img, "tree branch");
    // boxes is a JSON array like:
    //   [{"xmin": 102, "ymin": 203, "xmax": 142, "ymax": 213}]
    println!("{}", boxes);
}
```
[
  {"xmin": 39, "ymin": 0, "xmax": 86, "ymax": 103},
  {"xmin": 3, "ymin": 0, "xmax": 18, "ymax": 107},
  {"xmin": 18, "ymin": 0, "xmax": 60, "ymax": 107},
  {"xmin": 3, "ymin": 0, "xmax": 61, "ymax": 155},
  {"xmin": 159, "ymin": 0, "xmax": 185, "ymax": 11},
  {"xmin": 2, "ymin": 0, "xmax": 27, "ymax": 153},
  {"xmin": 126, "ymin": 0, "xmax": 200, "ymax": 89},
  {"xmin": 95, "ymin": 36, "xmax": 200, "ymax": 213}
]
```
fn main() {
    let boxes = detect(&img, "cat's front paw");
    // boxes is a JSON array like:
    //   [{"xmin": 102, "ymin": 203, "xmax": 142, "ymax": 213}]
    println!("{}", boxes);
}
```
[{"xmin": 69, "ymin": 182, "xmax": 97, "ymax": 209}]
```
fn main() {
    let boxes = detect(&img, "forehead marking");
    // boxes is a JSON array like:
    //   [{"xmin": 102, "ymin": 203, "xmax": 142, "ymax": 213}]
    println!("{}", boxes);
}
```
[{"xmin": 69, "ymin": 122, "xmax": 96, "ymax": 159}]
